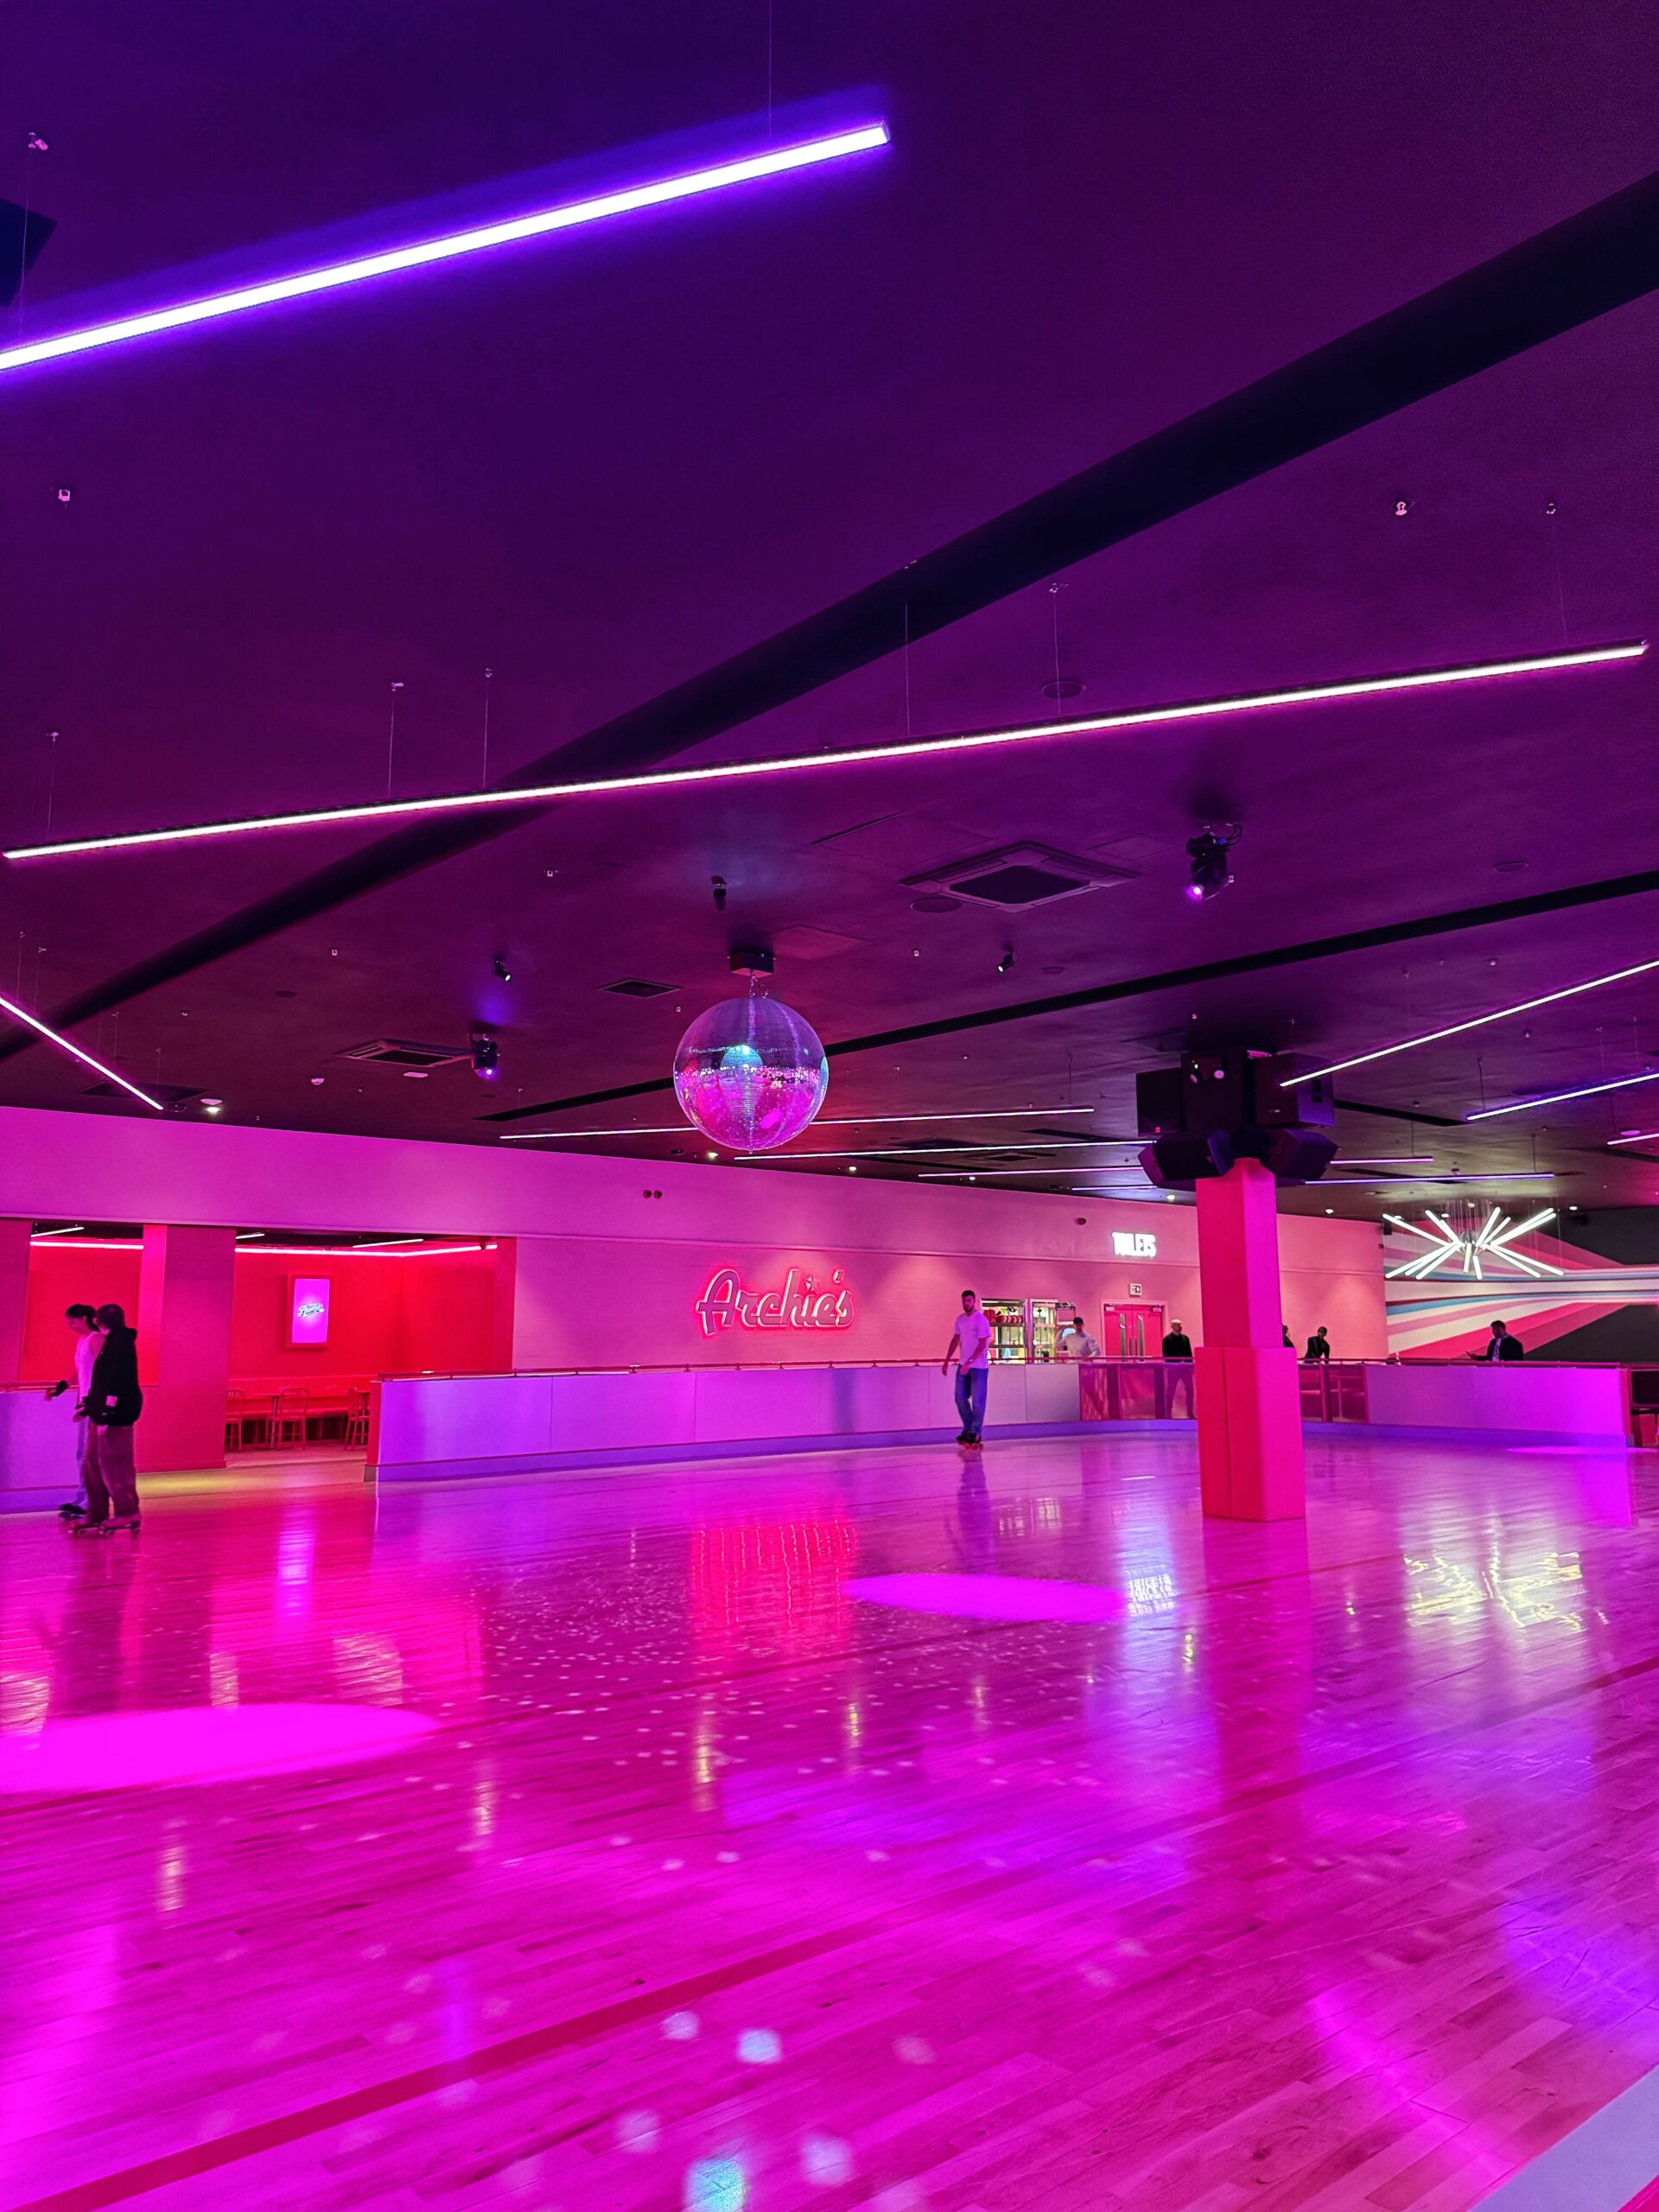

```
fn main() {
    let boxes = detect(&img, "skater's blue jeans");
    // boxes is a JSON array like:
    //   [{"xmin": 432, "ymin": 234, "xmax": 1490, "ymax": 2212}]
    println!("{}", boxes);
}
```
[{"xmin": 954, "ymin": 1366, "xmax": 988, "ymax": 1440}]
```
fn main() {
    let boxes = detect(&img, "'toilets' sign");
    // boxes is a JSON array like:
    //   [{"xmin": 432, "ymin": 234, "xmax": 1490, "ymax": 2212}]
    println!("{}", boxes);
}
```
[
  {"xmin": 695, "ymin": 1266, "xmax": 854, "ymax": 1338},
  {"xmin": 1111, "ymin": 1230, "xmax": 1158, "ymax": 1260}
]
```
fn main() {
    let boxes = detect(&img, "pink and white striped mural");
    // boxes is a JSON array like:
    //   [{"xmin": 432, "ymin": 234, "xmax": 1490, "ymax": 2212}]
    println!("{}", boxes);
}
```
[{"xmin": 1387, "ymin": 1215, "xmax": 1659, "ymax": 1359}]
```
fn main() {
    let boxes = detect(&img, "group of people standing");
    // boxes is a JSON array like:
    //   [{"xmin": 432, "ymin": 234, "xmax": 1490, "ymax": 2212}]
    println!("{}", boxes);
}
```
[{"xmin": 46, "ymin": 1301, "xmax": 144, "ymax": 1534}]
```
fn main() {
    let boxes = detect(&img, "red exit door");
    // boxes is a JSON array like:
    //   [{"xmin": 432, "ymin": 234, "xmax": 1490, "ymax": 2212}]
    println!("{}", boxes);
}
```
[{"xmin": 1101, "ymin": 1302, "xmax": 1166, "ymax": 1357}]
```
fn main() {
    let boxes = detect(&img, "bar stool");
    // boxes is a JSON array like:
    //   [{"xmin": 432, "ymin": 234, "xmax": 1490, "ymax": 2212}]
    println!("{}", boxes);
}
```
[
  {"xmin": 270, "ymin": 1387, "xmax": 309, "ymax": 1450},
  {"xmin": 344, "ymin": 1388, "xmax": 371, "ymax": 1450},
  {"xmin": 224, "ymin": 1388, "xmax": 246, "ymax": 1452}
]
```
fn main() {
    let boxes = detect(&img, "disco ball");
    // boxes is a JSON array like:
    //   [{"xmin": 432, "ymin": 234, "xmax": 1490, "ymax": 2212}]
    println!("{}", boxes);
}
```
[{"xmin": 673, "ymin": 994, "xmax": 829, "ymax": 1152}]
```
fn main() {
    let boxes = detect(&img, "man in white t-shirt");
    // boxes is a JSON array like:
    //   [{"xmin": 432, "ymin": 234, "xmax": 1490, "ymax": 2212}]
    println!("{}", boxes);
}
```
[
  {"xmin": 1059, "ymin": 1317, "xmax": 1100, "ymax": 1360},
  {"xmin": 943, "ymin": 1288, "xmax": 994, "ymax": 1446}
]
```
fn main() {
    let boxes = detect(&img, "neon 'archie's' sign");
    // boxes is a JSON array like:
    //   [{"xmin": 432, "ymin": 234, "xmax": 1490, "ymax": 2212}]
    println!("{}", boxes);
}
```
[
  {"xmin": 1112, "ymin": 1230, "xmax": 1157, "ymax": 1259},
  {"xmin": 695, "ymin": 1265, "xmax": 854, "ymax": 1337}
]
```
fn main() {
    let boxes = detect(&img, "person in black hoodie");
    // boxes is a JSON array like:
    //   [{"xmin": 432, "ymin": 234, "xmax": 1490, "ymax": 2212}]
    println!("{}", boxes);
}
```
[{"xmin": 76, "ymin": 1303, "xmax": 143, "ymax": 1535}]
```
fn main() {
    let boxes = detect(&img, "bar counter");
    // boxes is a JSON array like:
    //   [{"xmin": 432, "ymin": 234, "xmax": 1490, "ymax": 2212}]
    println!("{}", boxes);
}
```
[
  {"xmin": 366, "ymin": 1354, "xmax": 1651, "ymax": 1483},
  {"xmin": 370, "ymin": 1359, "xmax": 1086, "ymax": 1482}
]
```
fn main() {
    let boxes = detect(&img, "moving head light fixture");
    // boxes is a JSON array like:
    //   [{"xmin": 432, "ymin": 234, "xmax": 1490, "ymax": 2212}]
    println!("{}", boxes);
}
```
[{"xmin": 1185, "ymin": 823, "xmax": 1241, "ymax": 903}]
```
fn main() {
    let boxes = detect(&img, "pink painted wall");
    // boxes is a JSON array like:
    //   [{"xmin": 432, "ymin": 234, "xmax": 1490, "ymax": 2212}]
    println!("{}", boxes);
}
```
[
  {"xmin": 229, "ymin": 1248, "xmax": 505, "ymax": 1378},
  {"xmin": 0, "ymin": 1105, "xmax": 1387, "ymax": 1370},
  {"xmin": 137, "ymin": 1225, "xmax": 237, "ymax": 1473},
  {"xmin": 17, "ymin": 1238, "xmax": 505, "ymax": 1384},
  {"xmin": 0, "ymin": 1217, "xmax": 32, "ymax": 1382},
  {"xmin": 21, "ymin": 1244, "xmax": 143, "ymax": 1381}
]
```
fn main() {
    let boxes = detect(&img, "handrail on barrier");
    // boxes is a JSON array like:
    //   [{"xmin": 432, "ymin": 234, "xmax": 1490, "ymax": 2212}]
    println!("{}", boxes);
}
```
[{"xmin": 367, "ymin": 1353, "xmax": 1655, "ymax": 1383}]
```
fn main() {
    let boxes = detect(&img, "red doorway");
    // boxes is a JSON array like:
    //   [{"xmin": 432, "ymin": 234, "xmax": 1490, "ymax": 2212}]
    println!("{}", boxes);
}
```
[{"xmin": 1101, "ymin": 1302, "xmax": 1166, "ymax": 1357}]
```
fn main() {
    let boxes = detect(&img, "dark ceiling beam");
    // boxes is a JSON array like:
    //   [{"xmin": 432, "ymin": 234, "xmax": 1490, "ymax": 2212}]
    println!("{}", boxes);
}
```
[
  {"xmin": 6, "ymin": 162, "xmax": 1659, "ymax": 1066},
  {"xmin": 489, "ymin": 863, "xmax": 1659, "ymax": 1119}
]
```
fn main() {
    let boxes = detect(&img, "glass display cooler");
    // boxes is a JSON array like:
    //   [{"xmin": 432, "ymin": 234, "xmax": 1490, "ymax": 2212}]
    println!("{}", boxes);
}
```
[
  {"xmin": 982, "ymin": 1298, "xmax": 1082, "ymax": 1362},
  {"xmin": 982, "ymin": 1298, "xmax": 1029, "ymax": 1363},
  {"xmin": 1028, "ymin": 1298, "xmax": 1071, "ymax": 1363}
]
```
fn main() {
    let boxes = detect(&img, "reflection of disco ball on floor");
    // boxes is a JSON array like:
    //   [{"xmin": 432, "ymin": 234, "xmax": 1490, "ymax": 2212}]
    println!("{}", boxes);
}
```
[{"xmin": 674, "ymin": 995, "xmax": 828, "ymax": 1151}]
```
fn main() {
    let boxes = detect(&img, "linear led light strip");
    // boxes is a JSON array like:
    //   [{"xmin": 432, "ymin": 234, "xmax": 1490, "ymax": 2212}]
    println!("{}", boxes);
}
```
[
  {"xmin": 1466, "ymin": 1068, "xmax": 1659, "ymax": 1120},
  {"xmin": 0, "ymin": 986, "xmax": 165, "ymax": 1110},
  {"xmin": 1323, "ymin": 1172, "xmax": 1556, "ymax": 1185},
  {"xmin": 1286, "ymin": 950, "xmax": 1659, "ymax": 1088},
  {"xmin": 500, "ymin": 1106, "xmax": 1100, "ymax": 1141},
  {"xmin": 1608, "ymin": 1128, "xmax": 1659, "ymax": 1147},
  {"xmin": 27, "ymin": 1237, "xmax": 142, "ymax": 1252},
  {"xmin": 7, "ymin": 641, "xmax": 1642, "ymax": 862},
  {"xmin": 916, "ymin": 1163, "xmax": 1147, "ymax": 1179},
  {"xmin": 0, "ymin": 124, "xmax": 890, "ymax": 379},
  {"xmin": 916, "ymin": 1153, "xmax": 1438, "ymax": 1181}
]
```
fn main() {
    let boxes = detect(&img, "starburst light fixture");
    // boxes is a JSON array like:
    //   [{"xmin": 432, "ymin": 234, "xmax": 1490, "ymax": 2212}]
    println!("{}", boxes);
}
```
[{"xmin": 1383, "ymin": 1205, "xmax": 1562, "ymax": 1281}]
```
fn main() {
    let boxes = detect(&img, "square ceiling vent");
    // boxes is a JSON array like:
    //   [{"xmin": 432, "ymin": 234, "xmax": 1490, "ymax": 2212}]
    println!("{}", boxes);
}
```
[
  {"xmin": 601, "ymin": 977, "xmax": 676, "ymax": 998},
  {"xmin": 905, "ymin": 842, "xmax": 1138, "ymax": 908},
  {"xmin": 334, "ymin": 1038, "xmax": 469, "ymax": 1069}
]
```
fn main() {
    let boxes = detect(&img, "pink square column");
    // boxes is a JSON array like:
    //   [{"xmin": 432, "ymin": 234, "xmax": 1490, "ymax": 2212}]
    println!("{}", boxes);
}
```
[
  {"xmin": 136, "ymin": 1225, "xmax": 237, "ymax": 1473},
  {"xmin": 1194, "ymin": 1160, "xmax": 1304, "ymax": 1521}
]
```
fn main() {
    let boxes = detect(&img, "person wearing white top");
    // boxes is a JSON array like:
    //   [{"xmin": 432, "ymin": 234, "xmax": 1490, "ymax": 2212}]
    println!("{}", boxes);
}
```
[
  {"xmin": 942, "ymin": 1288, "xmax": 994, "ymax": 1446},
  {"xmin": 46, "ymin": 1304, "xmax": 100, "ymax": 1519},
  {"xmin": 1059, "ymin": 1319, "xmax": 1100, "ymax": 1359}
]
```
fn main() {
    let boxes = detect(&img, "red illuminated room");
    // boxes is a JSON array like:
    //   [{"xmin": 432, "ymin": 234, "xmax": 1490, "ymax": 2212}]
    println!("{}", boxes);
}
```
[{"xmin": 3, "ymin": 9, "xmax": 1659, "ymax": 2210}]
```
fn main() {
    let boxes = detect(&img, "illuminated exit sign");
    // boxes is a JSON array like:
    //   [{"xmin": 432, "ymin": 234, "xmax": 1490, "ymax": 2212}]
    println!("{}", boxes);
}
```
[{"xmin": 1112, "ymin": 1230, "xmax": 1157, "ymax": 1259}]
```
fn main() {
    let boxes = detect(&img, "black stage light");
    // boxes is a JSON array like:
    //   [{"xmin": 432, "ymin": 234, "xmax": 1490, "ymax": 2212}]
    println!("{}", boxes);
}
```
[
  {"xmin": 492, "ymin": 956, "xmax": 512, "ymax": 982},
  {"xmin": 1185, "ymin": 823, "xmax": 1241, "ymax": 902},
  {"xmin": 470, "ymin": 1033, "xmax": 500, "ymax": 1081}
]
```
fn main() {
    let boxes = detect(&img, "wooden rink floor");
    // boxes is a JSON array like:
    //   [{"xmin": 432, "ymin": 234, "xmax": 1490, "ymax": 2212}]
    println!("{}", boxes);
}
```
[{"xmin": 3, "ymin": 1428, "xmax": 1659, "ymax": 2212}]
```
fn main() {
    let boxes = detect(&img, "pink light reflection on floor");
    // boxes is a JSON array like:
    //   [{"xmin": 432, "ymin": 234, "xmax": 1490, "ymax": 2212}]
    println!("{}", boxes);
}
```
[
  {"xmin": 0, "ymin": 1702, "xmax": 437, "ymax": 1792},
  {"xmin": 1507, "ymin": 1446, "xmax": 1637, "ymax": 1455},
  {"xmin": 845, "ymin": 1573, "xmax": 1126, "ymax": 1622}
]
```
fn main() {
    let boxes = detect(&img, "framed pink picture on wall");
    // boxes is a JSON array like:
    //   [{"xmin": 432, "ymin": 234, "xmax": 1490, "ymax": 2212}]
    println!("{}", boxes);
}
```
[{"xmin": 289, "ymin": 1276, "xmax": 331, "ymax": 1349}]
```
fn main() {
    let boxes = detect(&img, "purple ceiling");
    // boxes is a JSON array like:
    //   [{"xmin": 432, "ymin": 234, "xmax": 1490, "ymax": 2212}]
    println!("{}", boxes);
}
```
[{"xmin": 3, "ymin": 0, "xmax": 1658, "ymax": 1218}]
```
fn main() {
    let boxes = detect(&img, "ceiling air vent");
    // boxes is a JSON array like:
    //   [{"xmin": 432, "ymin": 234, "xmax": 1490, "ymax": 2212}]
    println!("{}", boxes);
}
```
[
  {"xmin": 906, "ymin": 842, "xmax": 1138, "ymax": 909},
  {"xmin": 602, "ymin": 977, "xmax": 676, "ymax": 998},
  {"xmin": 335, "ymin": 1038, "xmax": 469, "ymax": 1070}
]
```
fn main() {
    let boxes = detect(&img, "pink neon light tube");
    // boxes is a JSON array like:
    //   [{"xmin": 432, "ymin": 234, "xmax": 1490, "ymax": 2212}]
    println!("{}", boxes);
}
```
[
  {"xmin": 0, "ymin": 124, "xmax": 890, "ymax": 380},
  {"xmin": 4, "ymin": 641, "xmax": 1642, "ymax": 862},
  {"xmin": 0, "ymin": 987, "xmax": 164, "ymax": 1109}
]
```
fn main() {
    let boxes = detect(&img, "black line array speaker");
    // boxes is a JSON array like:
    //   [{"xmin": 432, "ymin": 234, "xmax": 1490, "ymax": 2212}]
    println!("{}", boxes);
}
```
[{"xmin": 1255, "ymin": 1054, "xmax": 1336, "ymax": 1128}]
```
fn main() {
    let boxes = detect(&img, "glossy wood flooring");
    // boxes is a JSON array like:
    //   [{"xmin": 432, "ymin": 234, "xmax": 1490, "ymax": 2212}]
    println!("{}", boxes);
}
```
[{"xmin": 4, "ymin": 1430, "xmax": 1659, "ymax": 2212}]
